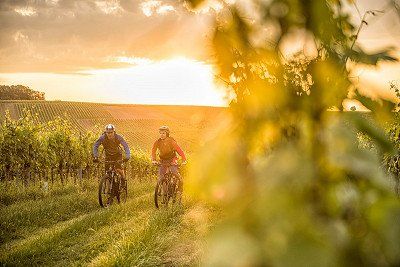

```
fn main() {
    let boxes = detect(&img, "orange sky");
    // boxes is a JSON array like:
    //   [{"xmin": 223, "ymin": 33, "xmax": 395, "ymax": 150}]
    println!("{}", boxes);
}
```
[{"xmin": 0, "ymin": 0, "xmax": 399, "ymax": 106}]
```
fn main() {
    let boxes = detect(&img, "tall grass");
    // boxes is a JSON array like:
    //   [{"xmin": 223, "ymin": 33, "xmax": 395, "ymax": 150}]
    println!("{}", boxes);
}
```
[{"xmin": 0, "ymin": 178, "xmax": 215, "ymax": 266}]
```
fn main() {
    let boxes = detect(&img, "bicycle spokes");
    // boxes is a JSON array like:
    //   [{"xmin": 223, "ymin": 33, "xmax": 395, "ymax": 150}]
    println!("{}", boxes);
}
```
[
  {"xmin": 154, "ymin": 165, "xmax": 183, "ymax": 208},
  {"xmin": 99, "ymin": 172, "xmax": 127, "ymax": 208}
]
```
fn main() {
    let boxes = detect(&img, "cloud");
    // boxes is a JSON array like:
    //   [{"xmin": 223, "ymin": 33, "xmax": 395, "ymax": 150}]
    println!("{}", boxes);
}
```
[
  {"xmin": 0, "ymin": 0, "xmax": 61, "ymax": 11},
  {"xmin": 95, "ymin": 0, "xmax": 123, "ymax": 15},
  {"xmin": 0, "ymin": 0, "xmax": 215, "ymax": 73},
  {"xmin": 140, "ymin": 0, "xmax": 175, "ymax": 17},
  {"xmin": 14, "ymin": 6, "xmax": 38, "ymax": 16}
]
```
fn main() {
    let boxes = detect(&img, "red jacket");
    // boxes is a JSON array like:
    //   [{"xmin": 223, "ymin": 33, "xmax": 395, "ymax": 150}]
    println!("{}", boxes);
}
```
[{"xmin": 152, "ymin": 137, "xmax": 186, "ymax": 162}]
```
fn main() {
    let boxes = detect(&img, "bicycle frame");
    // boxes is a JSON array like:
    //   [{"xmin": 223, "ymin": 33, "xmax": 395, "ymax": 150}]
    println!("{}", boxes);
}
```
[
  {"xmin": 98, "ymin": 159, "xmax": 127, "ymax": 207},
  {"xmin": 154, "ymin": 162, "xmax": 183, "ymax": 208}
]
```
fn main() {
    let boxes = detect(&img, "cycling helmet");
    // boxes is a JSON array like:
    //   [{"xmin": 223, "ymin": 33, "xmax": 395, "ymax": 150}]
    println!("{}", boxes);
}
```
[
  {"xmin": 105, "ymin": 124, "xmax": 115, "ymax": 133},
  {"xmin": 159, "ymin": 125, "xmax": 170, "ymax": 133}
]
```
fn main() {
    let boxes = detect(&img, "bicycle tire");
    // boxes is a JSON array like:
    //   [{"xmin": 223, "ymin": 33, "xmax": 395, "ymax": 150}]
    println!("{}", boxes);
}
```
[
  {"xmin": 154, "ymin": 178, "xmax": 169, "ymax": 209},
  {"xmin": 98, "ymin": 175, "xmax": 112, "ymax": 208}
]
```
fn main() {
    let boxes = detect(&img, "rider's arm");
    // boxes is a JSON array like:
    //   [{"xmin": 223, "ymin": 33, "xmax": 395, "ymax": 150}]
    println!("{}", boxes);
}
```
[
  {"xmin": 172, "ymin": 140, "xmax": 186, "ymax": 161},
  {"xmin": 117, "ymin": 135, "xmax": 131, "ymax": 159},
  {"xmin": 93, "ymin": 135, "xmax": 105, "ymax": 158},
  {"xmin": 151, "ymin": 140, "xmax": 158, "ymax": 161}
]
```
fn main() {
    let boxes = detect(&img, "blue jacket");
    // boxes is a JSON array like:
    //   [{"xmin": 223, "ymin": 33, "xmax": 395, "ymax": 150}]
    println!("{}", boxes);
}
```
[{"xmin": 93, "ymin": 133, "xmax": 130, "ymax": 159}]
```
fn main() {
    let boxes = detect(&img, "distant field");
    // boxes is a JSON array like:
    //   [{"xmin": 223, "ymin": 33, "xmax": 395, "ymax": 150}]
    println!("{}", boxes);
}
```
[{"xmin": 0, "ymin": 100, "xmax": 226, "ymax": 152}]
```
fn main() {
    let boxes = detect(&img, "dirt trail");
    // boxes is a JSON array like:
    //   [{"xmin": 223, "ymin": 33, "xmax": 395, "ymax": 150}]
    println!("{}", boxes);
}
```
[{"xmin": 0, "ymin": 181, "xmax": 210, "ymax": 266}]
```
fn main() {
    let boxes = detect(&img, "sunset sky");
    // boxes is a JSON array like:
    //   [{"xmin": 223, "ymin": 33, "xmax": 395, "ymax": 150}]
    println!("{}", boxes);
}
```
[{"xmin": 0, "ymin": 0, "xmax": 399, "ymax": 106}]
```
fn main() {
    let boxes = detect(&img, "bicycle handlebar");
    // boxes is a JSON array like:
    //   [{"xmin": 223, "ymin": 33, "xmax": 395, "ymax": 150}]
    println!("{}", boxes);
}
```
[
  {"xmin": 94, "ymin": 159, "xmax": 128, "ymax": 164},
  {"xmin": 152, "ymin": 162, "xmax": 185, "ymax": 167},
  {"xmin": 102, "ymin": 160, "xmax": 124, "ymax": 163}
]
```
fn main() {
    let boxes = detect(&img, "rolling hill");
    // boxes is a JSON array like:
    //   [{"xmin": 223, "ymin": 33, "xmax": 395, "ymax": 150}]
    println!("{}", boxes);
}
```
[{"xmin": 0, "ymin": 100, "xmax": 227, "ymax": 152}]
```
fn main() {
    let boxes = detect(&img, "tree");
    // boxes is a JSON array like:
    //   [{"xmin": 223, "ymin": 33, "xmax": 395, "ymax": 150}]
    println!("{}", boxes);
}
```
[
  {"xmin": 185, "ymin": 0, "xmax": 400, "ymax": 266},
  {"xmin": 0, "ymin": 85, "xmax": 45, "ymax": 100}
]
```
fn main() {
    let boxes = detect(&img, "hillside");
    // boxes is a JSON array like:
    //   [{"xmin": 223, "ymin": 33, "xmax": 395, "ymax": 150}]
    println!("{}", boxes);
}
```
[{"xmin": 0, "ymin": 100, "xmax": 226, "ymax": 152}]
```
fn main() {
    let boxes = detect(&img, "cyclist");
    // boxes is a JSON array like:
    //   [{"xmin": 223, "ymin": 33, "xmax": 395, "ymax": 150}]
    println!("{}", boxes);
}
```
[
  {"xmin": 152, "ymin": 126, "xmax": 187, "ymax": 193},
  {"xmin": 93, "ymin": 124, "xmax": 130, "ymax": 183}
]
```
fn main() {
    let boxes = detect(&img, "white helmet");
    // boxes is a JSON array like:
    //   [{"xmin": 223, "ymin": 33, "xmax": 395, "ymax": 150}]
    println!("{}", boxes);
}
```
[{"xmin": 105, "ymin": 124, "xmax": 115, "ymax": 133}]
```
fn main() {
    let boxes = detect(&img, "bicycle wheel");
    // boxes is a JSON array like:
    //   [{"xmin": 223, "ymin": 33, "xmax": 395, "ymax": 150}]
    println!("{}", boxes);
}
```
[
  {"xmin": 117, "ymin": 178, "xmax": 127, "ymax": 204},
  {"xmin": 154, "ymin": 178, "xmax": 169, "ymax": 209},
  {"xmin": 98, "ymin": 175, "xmax": 112, "ymax": 208}
]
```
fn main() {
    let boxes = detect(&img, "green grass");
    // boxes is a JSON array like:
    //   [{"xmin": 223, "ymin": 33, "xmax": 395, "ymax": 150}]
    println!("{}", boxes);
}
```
[{"xmin": 0, "ymin": 178, "xmax": 215, "ymax": 266}]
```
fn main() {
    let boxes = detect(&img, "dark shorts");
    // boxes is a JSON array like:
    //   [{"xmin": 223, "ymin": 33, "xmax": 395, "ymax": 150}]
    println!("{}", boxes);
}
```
[{"xmin": 105, "ymin": 154, "xmax": 123, "ymax": 172}]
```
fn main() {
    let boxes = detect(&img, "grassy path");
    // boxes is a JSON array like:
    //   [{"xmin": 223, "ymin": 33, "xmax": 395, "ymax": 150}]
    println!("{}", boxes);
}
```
[{"xmin": 0, "ymin": 180, "xmax": 213, "ymax": 266}]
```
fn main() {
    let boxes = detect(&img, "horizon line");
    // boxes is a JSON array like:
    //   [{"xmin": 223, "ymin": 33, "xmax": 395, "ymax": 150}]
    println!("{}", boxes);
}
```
[{"xmin": 0, "ymin": 99, "xmax": 228, "ymax": 108}]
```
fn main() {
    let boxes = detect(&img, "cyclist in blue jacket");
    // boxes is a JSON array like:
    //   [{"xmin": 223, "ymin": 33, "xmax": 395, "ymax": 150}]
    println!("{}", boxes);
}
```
[{"xmin": 93, "ymin": 124, "xmax": 130, "ymax": 182}]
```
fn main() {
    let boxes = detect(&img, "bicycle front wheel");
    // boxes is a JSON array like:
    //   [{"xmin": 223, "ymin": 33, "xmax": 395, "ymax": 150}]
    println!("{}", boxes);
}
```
[
  {"xmin": 154, "ymin": 179, "xmax": 169, "ymax": 209},
  {"xmin": 98, "ymin": 175, "xmax": 112, "ymax": 208}
]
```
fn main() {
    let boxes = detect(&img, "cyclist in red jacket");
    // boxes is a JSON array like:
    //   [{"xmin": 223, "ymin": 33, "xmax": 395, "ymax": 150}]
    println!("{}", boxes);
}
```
[{"xmin": 152, "ymin": 126, "xmax": 187, "ymax": 190}]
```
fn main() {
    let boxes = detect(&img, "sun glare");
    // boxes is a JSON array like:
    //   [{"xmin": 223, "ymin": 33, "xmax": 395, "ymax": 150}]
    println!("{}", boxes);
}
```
[
  {"xmin": 85, "ymin": 57, "xmax": 226, "ymax": 106},
  {"xmin": 0, "ymin": 57, "xmax": 226, "ymax": 106}
]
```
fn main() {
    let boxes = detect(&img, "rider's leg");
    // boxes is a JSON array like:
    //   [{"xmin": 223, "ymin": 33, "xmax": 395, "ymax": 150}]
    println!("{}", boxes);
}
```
[
  {"xmin": 159, "ymin": 165, "xmax": 169, "ymax": 182},
  {"xmin": 116, "ymin": 168, "xmax": 125, "ymax": 180},
  {"xmin": 171, "ymin": 166, "xmax": 183, "ymax": 192},
  {"xmin": 115, "ymin": 169, "xmax": 127, "ymax": 190}
]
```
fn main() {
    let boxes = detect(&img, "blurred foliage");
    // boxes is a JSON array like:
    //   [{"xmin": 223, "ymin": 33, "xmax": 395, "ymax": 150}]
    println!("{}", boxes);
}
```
[
  {"xmin": 376, "ymin": 81, "xmax": 400, "ymax": 196},
  {"xmin": 185, "ymin": 0, "xmax": 400, "ymax": 266},
  {"xmin": 357, "ymin": 81, "xmax": 400, "ymax": 196}
]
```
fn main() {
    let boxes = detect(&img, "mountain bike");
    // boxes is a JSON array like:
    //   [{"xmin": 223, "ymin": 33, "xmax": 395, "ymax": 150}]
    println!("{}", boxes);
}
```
[
  {"xmin": 154, "ymin": 162, "xmax": 183, "ymax": 209},
  {"xmin": 98, "ymin": 159, "xmax": 127, "ymax": 208}
]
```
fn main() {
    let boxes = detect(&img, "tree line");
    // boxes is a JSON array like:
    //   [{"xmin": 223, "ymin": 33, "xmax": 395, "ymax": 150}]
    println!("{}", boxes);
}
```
[{"xmin": 0, "ymin": 85, "xmax": 45, "ymax": 100}]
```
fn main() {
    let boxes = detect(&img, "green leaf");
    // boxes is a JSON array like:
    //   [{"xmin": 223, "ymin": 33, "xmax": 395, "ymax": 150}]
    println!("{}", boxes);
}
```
[
  {"xmin": 354, "ymin": 90, "xmax": 395, "ymax": 113},
  {"xmin": 350, "ymin": 112, "xmax": 393, "ymax": 153},
  {"xmin": 347, "ymin": 46, "xmax": 397, "ymax": 65}
]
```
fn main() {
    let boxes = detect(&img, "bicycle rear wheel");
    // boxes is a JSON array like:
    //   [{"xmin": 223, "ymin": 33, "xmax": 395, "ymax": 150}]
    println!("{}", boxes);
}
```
[{"xmin": 98, "ymin": 175, "xmax": 112, "ymax": 208}]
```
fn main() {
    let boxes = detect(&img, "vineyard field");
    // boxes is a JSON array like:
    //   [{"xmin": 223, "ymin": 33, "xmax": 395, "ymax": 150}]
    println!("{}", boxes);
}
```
[
  {"xmin": 0, "ymin": 101, "xmax": 222, "ymax": 265},
  {"xmin": 0, "ymin": 100, "xmax": 226, "ymax": 152}
]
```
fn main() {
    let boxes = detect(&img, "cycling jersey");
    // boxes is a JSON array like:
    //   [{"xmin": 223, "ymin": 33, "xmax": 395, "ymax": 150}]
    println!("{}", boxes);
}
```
[
  {"xmin": 152, "ymin": 137, "xmax": 186, "ymax": 161},
  {"xmin": 93, "ymin": 133, "xmax": 130, "ymax": 159}
]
